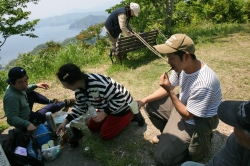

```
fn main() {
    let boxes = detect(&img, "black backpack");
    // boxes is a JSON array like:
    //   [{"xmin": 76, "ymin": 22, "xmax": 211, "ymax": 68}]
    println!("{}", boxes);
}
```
[{"xmin": 2, "ymin": 129, "xmax": 44, "ymax": 166}]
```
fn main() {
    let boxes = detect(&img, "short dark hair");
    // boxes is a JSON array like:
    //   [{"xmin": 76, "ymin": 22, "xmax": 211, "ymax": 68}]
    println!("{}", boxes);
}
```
[
  {"xmin": 56, "ymin": 63, "xmax": 85, "ymax": 85},
  {"xmin": 7, "ymin": 67, "xmax": 28, "ymax": 85},
  {"xmin": 174, "ymin": 50, "xmax": 196, "ymax": 61}
]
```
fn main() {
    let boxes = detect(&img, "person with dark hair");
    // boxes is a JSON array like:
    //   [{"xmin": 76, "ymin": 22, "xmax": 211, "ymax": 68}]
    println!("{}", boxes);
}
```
[
  {"xmin": 137, "ymin": 34, "xmax": 222, "ymax": 165},
  {"xmin": 56, "ymin": 63, "xmax": 145, "ymax": 140},
  {"xmin": 104, "ymin": 2, "xmax": 140, "ymax": 49},
  {"xmin": 3, "ymin": 67, "xmax": 75, "ymax": 134},
  {"xmin": 181, "ymin": 100, "xmax": 250, "ymax": 166}
]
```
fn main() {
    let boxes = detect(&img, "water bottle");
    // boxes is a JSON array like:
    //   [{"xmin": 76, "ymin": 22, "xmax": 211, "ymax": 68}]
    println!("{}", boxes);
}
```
[
  {"xmin": 65, "ymin": 123, "xmax": 74, "ymax": 139},
  {"xmin": 46, "ymin": 112, "xmax": 57, "ymax": 138},
  {"xmin": 88, "ymin": 105, "xmax": 97, "ymax": 117},
  {"xmin": 129, "ymin": 101, "xmax": 139, "ymax": 114}
]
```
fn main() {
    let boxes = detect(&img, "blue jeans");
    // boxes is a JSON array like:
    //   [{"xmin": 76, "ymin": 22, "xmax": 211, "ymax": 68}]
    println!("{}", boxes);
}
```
[
  {"xmin": 181, "ymin": 161, "xmax": 205, "ymax": 166},
  {"xmin": 28, "ymin": 91, "xmax": 65, "ymax": 124}
]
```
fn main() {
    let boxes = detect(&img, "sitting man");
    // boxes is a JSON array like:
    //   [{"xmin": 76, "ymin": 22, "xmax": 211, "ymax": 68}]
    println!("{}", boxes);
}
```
[
  {"xmin": 3, "ymin": 67, "xmax": 75, "ymax": 134},
  {"xmin": 138, "ymin": 34, "xmax": 222, "ymax": 165},
  {"xmin": 181, "ymin": 100, "xmax": 250, "ymax": 166}
]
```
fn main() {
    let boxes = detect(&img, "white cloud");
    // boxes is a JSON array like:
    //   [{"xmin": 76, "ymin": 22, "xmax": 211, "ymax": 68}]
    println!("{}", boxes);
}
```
[{"xmin": 26, "ymin": 0, "xmax": 121, "ymax": 19}]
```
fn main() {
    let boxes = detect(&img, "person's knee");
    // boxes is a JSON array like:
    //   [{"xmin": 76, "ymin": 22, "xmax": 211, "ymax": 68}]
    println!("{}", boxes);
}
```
[
  {"xmin": 154, "ymin": 150, "xmax": 172, "ymax": 166},
  {"xmin": 100, "ymin": 132, "xmax": 115, "ymax": 140}
]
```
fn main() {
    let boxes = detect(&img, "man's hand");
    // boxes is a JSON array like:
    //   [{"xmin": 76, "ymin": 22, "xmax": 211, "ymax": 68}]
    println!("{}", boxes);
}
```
[
  {"xmin": 159, "ymin": 72, "xmax": 171, "ymax": 92},
  {"xmin": 36, "ymin": 83, "xmax": 49, "ymax": 89},
  {"xmin": 137, "ymin": 100, "xmax": 146, "ymax": 109},
  {"xmin": 27, "ymin": 123, "xmax": 36, "ymax": 135}
]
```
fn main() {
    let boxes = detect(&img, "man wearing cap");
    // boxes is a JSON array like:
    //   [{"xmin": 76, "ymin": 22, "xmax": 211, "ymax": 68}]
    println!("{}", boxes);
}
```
[
  {"xmin": 3, "ymin": 67, "xmax": 75, "ymax": 134},
  {"xmin": 138, "ymin": 34, "xmax": 222, "ymax": 165},
  {"xmin": 181, "ymin": 100, "xmax": 250, "ymax": 166},
  {"xmin": 104, "ymin": 2, "xmax": 140, "ymax": 49}
]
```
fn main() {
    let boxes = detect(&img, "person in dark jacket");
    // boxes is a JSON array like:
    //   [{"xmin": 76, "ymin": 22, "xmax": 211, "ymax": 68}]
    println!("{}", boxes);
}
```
[
  {"xmin": 104, "ymin": 2, "xmax": 140, "ymax": 49},
  {"xmin": 181, "ymin": 100, "xmax": 250, "ymax": 166}
]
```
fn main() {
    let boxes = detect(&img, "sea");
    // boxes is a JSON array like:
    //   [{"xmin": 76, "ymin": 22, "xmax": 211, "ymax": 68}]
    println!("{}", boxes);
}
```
[{"xmin": 0, "ymin": 24, "xmax": 82, "ymax": 67}]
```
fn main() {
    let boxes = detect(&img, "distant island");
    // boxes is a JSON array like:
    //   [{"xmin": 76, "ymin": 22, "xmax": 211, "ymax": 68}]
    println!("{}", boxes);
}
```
[
  {"xmin": 35, "ymin": 11, "xmax": 108, "ymax": 28},
  {"xmin": 69, "ymin": 14, "xmax": 107, "ymax": 29},
  {"xmin": 30, "ymin": 14, "xmax": 107, "ymax": 55}
]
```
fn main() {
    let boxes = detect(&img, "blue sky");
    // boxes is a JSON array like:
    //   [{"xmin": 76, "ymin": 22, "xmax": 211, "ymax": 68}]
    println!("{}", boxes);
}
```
[{"xmin": 26, "ymin": 0, "xmax": 122, "ymax": 19}]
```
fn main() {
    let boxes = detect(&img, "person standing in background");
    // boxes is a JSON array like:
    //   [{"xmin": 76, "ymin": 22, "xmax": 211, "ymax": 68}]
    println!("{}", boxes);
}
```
[{"xmin": 104, "ymin": 2, "xmax": 140, "ymax": 50}]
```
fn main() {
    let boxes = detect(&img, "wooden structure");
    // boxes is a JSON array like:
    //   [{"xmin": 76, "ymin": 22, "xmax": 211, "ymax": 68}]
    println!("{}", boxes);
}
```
[{"xmin": 110, "ymin": 29, "xmax": 159, "ymax": 64}]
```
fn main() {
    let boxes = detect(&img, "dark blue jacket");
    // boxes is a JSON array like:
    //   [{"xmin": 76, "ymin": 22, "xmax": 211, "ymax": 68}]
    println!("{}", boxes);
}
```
[{"xmin": 104, "ymin": 7, "xmax": 129, "ymax": 38}]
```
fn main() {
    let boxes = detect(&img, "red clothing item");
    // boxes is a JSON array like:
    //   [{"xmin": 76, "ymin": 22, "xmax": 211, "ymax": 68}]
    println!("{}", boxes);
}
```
[{"xmin": 88, "ymin": 112, "xmax": 134, "ymax": 140}]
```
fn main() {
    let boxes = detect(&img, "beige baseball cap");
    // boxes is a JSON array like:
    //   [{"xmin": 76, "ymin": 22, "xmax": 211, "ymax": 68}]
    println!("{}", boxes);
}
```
[
  {"xmin": 130, "ymin": 2, "xmax": 140, "ymax": 17},
  {"xmin": 154, "ymin": 34, "xmax": 195, "ymax": 54}
]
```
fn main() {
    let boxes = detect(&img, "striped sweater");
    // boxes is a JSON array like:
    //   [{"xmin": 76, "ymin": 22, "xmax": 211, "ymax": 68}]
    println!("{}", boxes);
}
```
[
  {"xmin": 169, "ymin": 64, "xmax": 222, "ymax": 125},
  {"xmin": 66, "ymin": 73, "xmax": 133, "ymax": 122}
]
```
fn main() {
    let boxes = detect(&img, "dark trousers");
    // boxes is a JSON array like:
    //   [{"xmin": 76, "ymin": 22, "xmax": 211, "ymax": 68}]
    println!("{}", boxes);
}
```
[{"xmin": 28, "ymin": 91, "xmax": 65, "ymax": 124}]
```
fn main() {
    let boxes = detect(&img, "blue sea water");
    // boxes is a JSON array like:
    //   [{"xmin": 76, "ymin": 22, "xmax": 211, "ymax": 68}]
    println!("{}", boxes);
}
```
[{"xmin": 0, "ymin": 24, "xmax": 82, "ymax": 66}]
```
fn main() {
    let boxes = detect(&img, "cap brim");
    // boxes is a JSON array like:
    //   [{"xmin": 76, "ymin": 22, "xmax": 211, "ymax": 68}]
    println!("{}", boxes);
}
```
[
  {"xmin": 154, "ymin": 44, "xmax": 177, "ymax": 54},
  {"xmin": 218, "ymin": 100, "xmax": 244, "ymax": 129}
]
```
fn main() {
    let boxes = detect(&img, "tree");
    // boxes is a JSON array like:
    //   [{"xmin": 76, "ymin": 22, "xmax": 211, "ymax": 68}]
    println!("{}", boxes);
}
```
[
  {"xmin": 76, "ymin": 23, "xmax": 106, "ymax": 48},
  {"xmin": 0, "ymin": 0, "xmax": 40, "ymax": 49}
]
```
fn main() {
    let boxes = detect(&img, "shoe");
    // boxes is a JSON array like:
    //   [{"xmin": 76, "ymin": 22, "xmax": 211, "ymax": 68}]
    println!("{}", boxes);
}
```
[
  {"xmin": 152, "ymin": 135, "xmax": 161, "ymax": 144},
  {"xmin": 50, "ymin": 98, "xmax": 59, "ymax": 104},
  {"xmin": 132, "ymin": 111, "xmax": 145, "ymax": 127},
  {"xmin": 64, "ymin": 98, "xmax": 76, "ymax": 107}
]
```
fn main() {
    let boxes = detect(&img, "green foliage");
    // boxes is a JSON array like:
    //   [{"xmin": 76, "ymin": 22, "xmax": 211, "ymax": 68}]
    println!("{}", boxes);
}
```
[
  {"xmin": 0, "ymin": 70, "xmax": 8, "ymax": 95},
  {"xmin": 173, "ymin": 22, "xmax": 242, "ymax": 44},
  {"xmin": 0, "ymin": 122, "xmax": 9, "ymax": 132},
  {"xmin": 38, "ymin": 40, "xmax": 62, "ymax": 55},
  {"xmin": 106, "ymin": 0, "xmax": 250, "ymax": 38},
  {"xmin": 0, "ymin": 0, "xmax": 40, "ymax": 49},
  {"xmin": 61, "ymin": 37, "xmax": 78, "ymax": 46},
  {"xmin": 173, "ymin": 0, "xmax": 248, "ymax": 26},
  {"xmin": 75, "ymin": 22, "xmax": 110, "ymax": 53},
  {"xmin": 76, "ymin": 22, "xmax": 104, "ymax": 42},
  {"xmin": 243, "ymin": 0, "xmax": 250, "ymax": 20}
]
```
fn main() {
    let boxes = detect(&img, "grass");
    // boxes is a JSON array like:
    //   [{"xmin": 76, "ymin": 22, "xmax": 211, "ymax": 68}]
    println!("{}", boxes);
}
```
[{"xmin": 1, "ymin": 23, "xmax": 250, "ymax": 165}]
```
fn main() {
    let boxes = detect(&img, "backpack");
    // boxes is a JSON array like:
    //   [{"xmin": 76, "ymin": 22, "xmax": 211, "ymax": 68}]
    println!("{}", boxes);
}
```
[{"xmin": 2, "ymin": 129, "xmax": 44, "ymax": 166}]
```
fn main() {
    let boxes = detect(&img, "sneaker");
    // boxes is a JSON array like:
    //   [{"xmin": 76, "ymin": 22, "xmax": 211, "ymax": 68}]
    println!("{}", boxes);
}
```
[
  {"xmin": 132, "ymin": 111, "xmax": 145, "ymax": 127},
  {"xmin": 64, "ymin": 98, "xmax": 76, "ymax": 107},
  {"xmin": 50, "ymin": 98, "xmax": 59, "ymax": 104},
  {"xmin": 152, "ymin": 135, "xmax": 161, "ymax": 144}
]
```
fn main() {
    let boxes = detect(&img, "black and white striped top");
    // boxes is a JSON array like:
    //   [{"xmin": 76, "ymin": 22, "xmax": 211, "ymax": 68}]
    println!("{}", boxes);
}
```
[
  {"xmin": 66, "ymin": 73, "xmax": 133, "ymax": 122},
  {"xmin": 169, "ymin": 64, "xmax": 222, "ymax": 125}
]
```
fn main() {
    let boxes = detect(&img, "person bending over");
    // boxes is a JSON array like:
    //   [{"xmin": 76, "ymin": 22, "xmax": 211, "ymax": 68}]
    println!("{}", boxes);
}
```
[
  {"xmin": 56, "ymin": 63, "xmax": 144, "ymax": 140},
  {"xmin": 104, "ymin": 2, "xmax": 140, "ymax": 49}
]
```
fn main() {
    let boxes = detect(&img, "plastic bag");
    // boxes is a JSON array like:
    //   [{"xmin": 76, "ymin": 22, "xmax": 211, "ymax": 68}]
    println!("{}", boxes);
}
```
[
  {"xmin": 44, "ymin": 111, "xmax": 68, "ymax": 125},
  {"xmin": 42, "ymin": 145, "xmax": 61, "ymax": 161}
]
